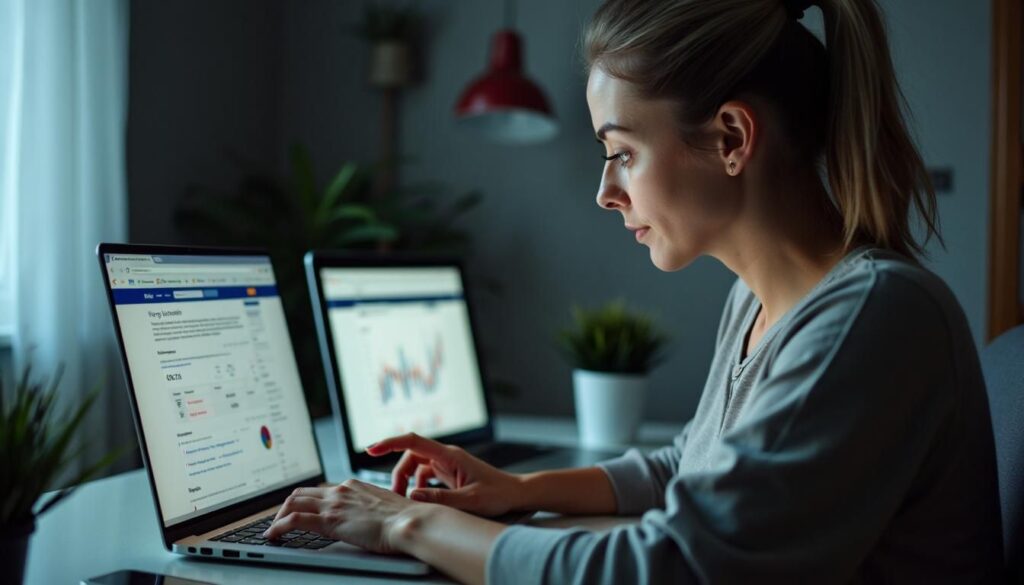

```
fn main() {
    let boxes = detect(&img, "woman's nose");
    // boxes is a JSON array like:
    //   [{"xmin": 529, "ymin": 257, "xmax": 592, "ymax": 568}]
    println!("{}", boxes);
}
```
[{"xmin": 596, "ymin": 172, "xmax": 629, "ymax": 210}]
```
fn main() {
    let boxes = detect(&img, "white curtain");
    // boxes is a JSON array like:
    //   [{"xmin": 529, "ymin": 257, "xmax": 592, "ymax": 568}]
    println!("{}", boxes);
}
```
[{"xmin": 0, "ymin": 0, "xmax": 133, "ymax": 476}]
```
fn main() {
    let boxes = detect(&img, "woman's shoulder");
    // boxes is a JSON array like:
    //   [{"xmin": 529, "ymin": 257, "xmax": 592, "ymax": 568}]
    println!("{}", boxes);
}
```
[
  {"xmin": 778, "ymin": 247, "xmax": 976, "ymax": 371},
  {"xmin": 726, "ymin": 247, "xmax": 960, "ymax": 324},
  {"xmin": 812, "ymin": 247, "xmax": 965, "ymax": 328}
]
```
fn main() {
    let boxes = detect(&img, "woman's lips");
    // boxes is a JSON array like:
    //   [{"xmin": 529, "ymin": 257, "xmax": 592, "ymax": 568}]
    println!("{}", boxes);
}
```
[{"xmin": 626, "ymin": 225, "xmax": 650, "ymax": 241}]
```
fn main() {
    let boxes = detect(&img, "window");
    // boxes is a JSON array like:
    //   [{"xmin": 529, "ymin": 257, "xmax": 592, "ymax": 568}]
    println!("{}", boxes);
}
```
[{"xmin": 0, "ymin": 0, "xmax": 20, "ymax": 342}]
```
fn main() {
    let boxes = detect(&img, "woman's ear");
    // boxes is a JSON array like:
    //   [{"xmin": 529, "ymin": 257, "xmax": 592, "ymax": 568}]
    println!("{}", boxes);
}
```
[{"xmin": 714, "ymin": 100, "xmax": 758, "ymax": 176}]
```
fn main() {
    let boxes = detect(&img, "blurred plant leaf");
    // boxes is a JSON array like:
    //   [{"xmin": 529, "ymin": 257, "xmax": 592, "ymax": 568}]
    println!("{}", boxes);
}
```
[
  {"xmin": 325, "ymin": 204, "xmax": 378, "ymax": 225},
  {"xmin": 0, "ymin": 365, "xmax": 126, "ymax": 526},
  {"xmin": 318, "ymin": 162, "xmax": 360, "ymax": 218},
  {"xmin": 339, "ymin": 223, "xmax": 399, "ymax": 245},
  {"xmin": 557, "ymin": 300, "xmax": 670, "ymax": 375}
]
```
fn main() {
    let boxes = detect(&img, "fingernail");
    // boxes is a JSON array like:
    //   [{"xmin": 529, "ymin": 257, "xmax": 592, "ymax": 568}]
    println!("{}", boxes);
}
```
[
  {"xmin": 262, "ymin": 530, "xmax": 269, "ymax": 538},
  {"xmin": 366, "ymin": 442, "xmax": 378, "ymax": 451}
]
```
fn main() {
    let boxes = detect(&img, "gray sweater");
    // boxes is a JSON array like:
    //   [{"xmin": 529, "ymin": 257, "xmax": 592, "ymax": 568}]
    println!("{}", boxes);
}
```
[{"xmin": 487, "ymin": 247, "xmax": 1004, "ymax": 584}]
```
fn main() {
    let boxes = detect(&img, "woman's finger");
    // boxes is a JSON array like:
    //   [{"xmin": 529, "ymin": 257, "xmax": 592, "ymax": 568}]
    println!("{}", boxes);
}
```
[
  {"xmin": 285, "ymin": 486, "xmax": 329, "ymax": 499},
  {"xmin": 263, "ymin": 511, "xmax": 328, "ymax": 540},
  {"xmin": 409, "ymin": 486, "xmax": 477, "ymax": 512},
  {"xmin": 272, "ymin": 495, "xmax": 323, "ymax": 523},
  {"xmin": 367, "ymin": 432, "xmax": 453, "ymax": 463},
  {"xmin": 430, "ymin": 457, "xmax": 457, "ymax": 486},
  {"xmin": 391, "ymin": 450, "xmax": 429, "ymax": 495},
  {"xmin": 414, "ymin": 463, "xmax": 436, "ymax": 489}
]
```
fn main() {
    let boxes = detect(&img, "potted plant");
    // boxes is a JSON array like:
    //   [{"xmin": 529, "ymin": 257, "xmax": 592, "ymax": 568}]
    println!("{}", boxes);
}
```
[
  {"xmin": 0, "ymin": 365, "xmax": 123, "ymax": 584},
  {"xmin": 558, "ymin": 301, "xmax": 669, "ymax": 448}
]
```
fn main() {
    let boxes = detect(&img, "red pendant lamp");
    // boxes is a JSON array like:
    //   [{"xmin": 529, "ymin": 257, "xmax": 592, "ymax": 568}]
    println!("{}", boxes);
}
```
[{"xmin": 454, "ymin": 1, "xmax": 558, "ymax": 145}]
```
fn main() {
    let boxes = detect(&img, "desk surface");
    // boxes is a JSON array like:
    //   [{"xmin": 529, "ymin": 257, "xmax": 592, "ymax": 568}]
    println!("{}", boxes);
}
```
[{"xmin": 25, "ymin": 416, "xmax": 681, "ymax": 585}]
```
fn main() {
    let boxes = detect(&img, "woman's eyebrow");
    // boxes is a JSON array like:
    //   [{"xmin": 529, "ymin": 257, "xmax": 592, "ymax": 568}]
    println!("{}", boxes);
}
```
[{"xmin": 595, "ymin": 122, "xmax": 632, "ymax": 142}]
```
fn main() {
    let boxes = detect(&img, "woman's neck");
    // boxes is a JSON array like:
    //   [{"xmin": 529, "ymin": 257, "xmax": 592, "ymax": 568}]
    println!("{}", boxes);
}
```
[{"xmin": 713, "ymin": 174, "xmax": 849, "ymax": 330}]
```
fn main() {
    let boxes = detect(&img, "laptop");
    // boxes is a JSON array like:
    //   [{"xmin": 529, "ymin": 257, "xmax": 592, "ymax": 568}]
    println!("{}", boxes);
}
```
[
  {"xmin": 304, "ymin": 251, "xmax": 602, "ymax": 483},
  {"xmin": 96, "ymin": 243, "xmax": 429, "ymax": 576}
]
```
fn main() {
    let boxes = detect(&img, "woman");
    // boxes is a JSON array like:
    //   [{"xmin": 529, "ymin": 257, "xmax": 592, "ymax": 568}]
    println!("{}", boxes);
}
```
[{"xmin": 264, "ymin": 0, "xmax": 1004, "ymax": 582}]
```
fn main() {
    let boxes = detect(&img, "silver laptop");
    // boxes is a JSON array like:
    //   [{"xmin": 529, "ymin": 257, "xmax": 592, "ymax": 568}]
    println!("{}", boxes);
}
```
[
  {"xmin": 304, "ymin": 252, "xmax": 612, "ymax": 483},
  {"xmin": 97, "ymin": 243, "xmax": 428, "ymax": 576}
]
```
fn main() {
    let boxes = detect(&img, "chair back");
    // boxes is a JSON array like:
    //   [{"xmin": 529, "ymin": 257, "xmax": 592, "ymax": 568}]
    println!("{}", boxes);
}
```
[{"xmin": 981, "ymin": 324, "xmax": 1024, "ymax": 582}]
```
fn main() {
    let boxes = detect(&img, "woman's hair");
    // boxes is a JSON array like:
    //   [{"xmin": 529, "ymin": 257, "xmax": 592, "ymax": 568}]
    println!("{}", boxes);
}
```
[{"xmin": 584, "ymin": 0, "xmax": 942, "ymax": 260}]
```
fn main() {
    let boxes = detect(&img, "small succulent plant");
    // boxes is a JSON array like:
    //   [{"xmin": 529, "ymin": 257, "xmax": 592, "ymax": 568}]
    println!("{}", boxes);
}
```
[{"xmin": 557, "ymin": 300, "xmax": 669, "ymax": 374}]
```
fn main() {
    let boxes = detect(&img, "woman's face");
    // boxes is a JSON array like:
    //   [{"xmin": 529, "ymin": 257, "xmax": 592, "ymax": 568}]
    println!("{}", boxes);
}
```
[{"xmin": 586, "ymin": 68, "xmax": 740, "ymax": 271}]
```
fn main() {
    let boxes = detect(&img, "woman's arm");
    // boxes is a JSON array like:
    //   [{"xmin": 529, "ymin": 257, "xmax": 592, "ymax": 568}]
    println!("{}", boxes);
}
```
[
  {"xmin": 366, "ymin": 433, "xmax": 618, "ymax": 516},
  {"xmin": 517, "ymin": 467, "xmax": 618, "ymax": 515},
  {"xmin": 393, "ymin": 504, "xmax": 505, "ymax": 585}
]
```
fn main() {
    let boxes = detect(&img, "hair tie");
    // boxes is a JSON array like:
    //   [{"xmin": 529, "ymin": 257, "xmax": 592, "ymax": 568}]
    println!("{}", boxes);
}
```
[{"xmin": 782, "ymin": 0, "xmax": 815, "ymax": 19}]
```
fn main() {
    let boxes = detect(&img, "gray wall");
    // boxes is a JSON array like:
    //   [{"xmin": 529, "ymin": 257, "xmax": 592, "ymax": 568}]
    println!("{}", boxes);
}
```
[
  {"xmin": 128, "ymin": 0, "xmax": 993, "ymax": 422},
  {"xmin": 128, "ymin": 0, "xmax": 285, "ymax": 244},
  {"xmin": 884, "ymin": 0, "xmax": 991, "ymax": 350}
]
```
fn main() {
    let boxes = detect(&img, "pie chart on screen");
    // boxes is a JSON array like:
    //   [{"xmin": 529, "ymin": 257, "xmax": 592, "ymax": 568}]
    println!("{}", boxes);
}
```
[{"xmin": 260, "ymin": 425, "xmax": 272, "ymax": 449}]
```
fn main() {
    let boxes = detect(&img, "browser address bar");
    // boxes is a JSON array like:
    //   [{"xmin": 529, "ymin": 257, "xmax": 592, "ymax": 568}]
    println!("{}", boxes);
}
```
[{"xmin": 130, "ymin": 266, "xmax": 264, "ymax": 274}]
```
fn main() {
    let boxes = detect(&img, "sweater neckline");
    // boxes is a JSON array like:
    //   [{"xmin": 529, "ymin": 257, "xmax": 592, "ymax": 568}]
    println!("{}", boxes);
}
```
[{"xmin": 734, "ymin": 245, "xmax": 874, "ymax": 370}]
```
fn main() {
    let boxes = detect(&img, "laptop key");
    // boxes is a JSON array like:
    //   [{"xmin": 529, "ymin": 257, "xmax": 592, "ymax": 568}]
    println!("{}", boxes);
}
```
[
  {"xmin": 221, "ymin": 535, "xmax": 244, "ymax": 543},
  {"xmin": 283, "ymin": 540, "xmax": 307, "ymax": 548},
  {"xmin": 240, "ymin": 537, "xmax": 268, "ymax": 545},
  {"xmin": 303, "ymin": 539, "xmax": 334, "ymax": 549}
]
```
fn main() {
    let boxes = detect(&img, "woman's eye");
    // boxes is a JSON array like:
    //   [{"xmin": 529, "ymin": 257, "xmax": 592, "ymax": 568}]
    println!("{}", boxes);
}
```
[{"xmin": 601, "ymin": 151, "xmax": 632, "ymax": 168}]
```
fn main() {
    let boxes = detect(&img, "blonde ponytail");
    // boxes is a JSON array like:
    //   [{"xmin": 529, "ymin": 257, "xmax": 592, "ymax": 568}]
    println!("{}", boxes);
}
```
[{"xmin": 819, "ymin": 0, "xmax": 942, "ymax": 259}]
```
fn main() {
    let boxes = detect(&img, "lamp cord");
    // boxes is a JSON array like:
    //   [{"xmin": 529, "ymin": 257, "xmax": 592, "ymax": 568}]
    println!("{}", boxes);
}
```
[{"xmin": 503, "ymin": 0, "xmax": 516, "ymax": 29}]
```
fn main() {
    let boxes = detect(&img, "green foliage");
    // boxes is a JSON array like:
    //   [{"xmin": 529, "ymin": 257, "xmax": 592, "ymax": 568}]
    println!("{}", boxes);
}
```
[
  {"xmin": 0, "ymin": 365, "xmax": 124, "ymax": 527},
  {"xmin": 174, "ymin": 145, "xmax": 481, "ymax": 415},
  {"xmin": 557, "ymin": 300, "xmax": 669, "ymax": 375}
]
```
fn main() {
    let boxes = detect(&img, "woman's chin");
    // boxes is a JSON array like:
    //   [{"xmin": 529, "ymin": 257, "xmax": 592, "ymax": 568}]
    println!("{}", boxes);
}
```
[{"xmin": 650, "ymin": 245, "xmax": 695, "ymax": 272}]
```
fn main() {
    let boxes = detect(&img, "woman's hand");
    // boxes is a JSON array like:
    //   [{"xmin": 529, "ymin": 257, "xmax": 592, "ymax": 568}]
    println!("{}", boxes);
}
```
[
  {"xmin": 367, "ymin": 433, "xmax": 527, "ymax": 517},
  {"xmin": 262, "ymin": 479, "xmax": 435, "ymax": 555}
]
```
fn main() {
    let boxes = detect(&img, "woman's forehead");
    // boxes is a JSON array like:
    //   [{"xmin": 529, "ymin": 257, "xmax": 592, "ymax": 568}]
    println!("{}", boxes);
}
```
[{"xmin": 588, "ymin": 69, "xmax": 677, "ymax": 138}]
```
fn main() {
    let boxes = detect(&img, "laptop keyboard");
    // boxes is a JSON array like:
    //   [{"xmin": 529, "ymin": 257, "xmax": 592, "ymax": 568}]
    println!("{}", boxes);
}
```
[{"xmin": 209, "ymin": 515, "xmax": 337, "ymax": 550}]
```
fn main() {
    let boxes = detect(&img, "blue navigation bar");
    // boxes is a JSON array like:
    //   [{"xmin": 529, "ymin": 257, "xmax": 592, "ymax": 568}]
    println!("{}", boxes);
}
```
[
  {"xmin": 327, "ymin": 294, "xmax": 463, "ymax": 308},
  {"xmin": 112, "ymin": 286, "xmax": 279, "ymax": 305}
]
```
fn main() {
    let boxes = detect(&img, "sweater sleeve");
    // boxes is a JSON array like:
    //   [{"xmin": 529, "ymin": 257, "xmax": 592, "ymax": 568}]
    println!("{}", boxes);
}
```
[
  {"xmin": 596, "ymin": 421, "xmax": 691, "ymax": 514},
  {"xmin": 487, "ymin": 270, "xmax": 959, "ymax": 584}
]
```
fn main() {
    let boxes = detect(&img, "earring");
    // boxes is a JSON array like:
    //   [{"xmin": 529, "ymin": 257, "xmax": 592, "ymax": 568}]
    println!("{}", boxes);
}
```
[{"xmin": 728, "ymin": 160, "xmax": 737, "ymax": 175}]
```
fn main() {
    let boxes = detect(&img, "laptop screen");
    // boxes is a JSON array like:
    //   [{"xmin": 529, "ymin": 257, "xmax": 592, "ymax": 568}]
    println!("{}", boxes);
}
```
[
  {"xmin": 104, "ymin": 252, "xmax": 322, "ymax": 527},
  {"xmin": 319, "ymin": 266, "xmax": 489, "ymax": 450}
]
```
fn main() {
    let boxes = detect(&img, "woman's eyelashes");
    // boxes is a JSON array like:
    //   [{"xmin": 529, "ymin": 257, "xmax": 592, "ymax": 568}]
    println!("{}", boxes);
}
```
[{"xmin": 601, "ymin": 150, "xmax": 632, "ymax": 168}]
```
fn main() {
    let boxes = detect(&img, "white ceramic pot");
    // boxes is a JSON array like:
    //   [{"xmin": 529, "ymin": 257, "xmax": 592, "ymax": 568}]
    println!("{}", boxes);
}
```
[{"xmin": 572, "ymin": 369, "xmax": 647, "ymax": 449}]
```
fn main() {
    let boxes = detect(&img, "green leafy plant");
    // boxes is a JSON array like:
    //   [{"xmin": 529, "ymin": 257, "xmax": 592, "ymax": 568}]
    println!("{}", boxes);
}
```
[
  {"xmin": 557, "ymin": 300, "xmax": 670, "ymax": 374},
  {"xmin": 175, "ymin": 145, "xmax": 481, "ymax": 415},
  {"xmin": 0, "ymin": 365, "xmax": 124, "ymax": 527}
]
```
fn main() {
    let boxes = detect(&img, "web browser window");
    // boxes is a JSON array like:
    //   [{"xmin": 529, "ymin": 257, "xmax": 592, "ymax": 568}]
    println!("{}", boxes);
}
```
[
  {"xmin": 105, "ymin": 253, "xmax": 321, "ymax": 526},
  {"xmin": 321, "ymin": 267, "xmax": 488, "ymax": 450}
]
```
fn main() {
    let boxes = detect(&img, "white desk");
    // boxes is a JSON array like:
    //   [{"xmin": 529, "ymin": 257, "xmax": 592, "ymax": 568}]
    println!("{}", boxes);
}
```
[{"xmin": 24, "ymin": 416, "xmax": 682, "ymax": 585}]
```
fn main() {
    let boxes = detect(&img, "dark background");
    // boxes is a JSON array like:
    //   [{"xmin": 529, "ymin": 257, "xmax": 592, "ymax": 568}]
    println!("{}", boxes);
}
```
[{"xmin": 126, "ymin": 0, "xmax": 993, "ymax": 423}]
